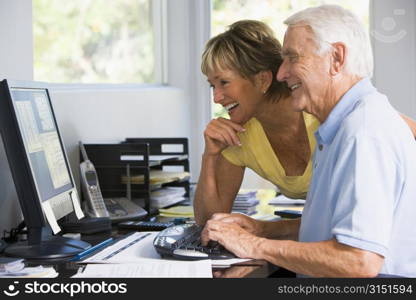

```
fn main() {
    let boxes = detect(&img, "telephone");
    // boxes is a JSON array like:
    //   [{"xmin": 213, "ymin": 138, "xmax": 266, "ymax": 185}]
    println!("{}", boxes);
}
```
[{"xmin": 79, "ymin": 141, "xmax": 148, "ymax": 222}]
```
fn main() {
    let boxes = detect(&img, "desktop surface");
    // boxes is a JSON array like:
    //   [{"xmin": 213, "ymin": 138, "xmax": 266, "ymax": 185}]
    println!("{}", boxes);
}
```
[
  {"xmin": 22, "ymin": 229, "xmax": 282, "ymax": 278},
  {"xmin": 2, "ymin": 189, "xmax": 298, "ymax": 278}
]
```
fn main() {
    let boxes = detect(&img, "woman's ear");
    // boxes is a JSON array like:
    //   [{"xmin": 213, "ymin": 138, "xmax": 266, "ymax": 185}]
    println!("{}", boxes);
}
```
[
  {"xmin": 256, "ymin": 70, "xmax": 273, "ymax": 94},
  {"xmin": 330, "ymin": 42, "xmax": 347, "ymax": 76}
]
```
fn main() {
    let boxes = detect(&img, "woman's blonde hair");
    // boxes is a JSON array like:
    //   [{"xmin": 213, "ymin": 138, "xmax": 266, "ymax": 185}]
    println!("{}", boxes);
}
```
[{"xmin": 201, "ymin": 20, "xmax": 289, "ymax": 101}]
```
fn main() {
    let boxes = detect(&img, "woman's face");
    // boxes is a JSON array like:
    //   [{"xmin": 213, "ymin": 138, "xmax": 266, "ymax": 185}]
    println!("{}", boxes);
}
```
[{"xmin": 207, "ymin": 68, "xmax": 264, "ymax": 125}]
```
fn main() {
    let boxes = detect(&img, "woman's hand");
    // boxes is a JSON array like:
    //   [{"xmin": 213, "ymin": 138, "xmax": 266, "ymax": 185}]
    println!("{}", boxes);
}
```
[{"xmin": 203, "ymin": 118, "xmax": 245, "ymax": 156}]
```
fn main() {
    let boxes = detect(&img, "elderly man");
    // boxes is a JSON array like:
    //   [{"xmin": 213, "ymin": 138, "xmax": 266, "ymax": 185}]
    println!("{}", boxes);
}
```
[{"xmin": 201, "ymin": 5, "xmax": 416, "ymax": 277}]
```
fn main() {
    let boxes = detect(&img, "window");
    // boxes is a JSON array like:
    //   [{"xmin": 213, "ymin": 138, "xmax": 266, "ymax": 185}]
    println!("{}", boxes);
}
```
[
  {"xmin": 211, "ymin": 0, "xmax": 370, "ymax": 118},
  {"xmin": 33, "ymin": 0, "xmax": 161, "ymax": 84}
]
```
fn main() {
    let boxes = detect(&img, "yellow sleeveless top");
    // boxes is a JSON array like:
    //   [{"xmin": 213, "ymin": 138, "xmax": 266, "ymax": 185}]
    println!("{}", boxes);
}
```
[{"xmin": 222, "ymin": 113, "xmax": 320, "ymax": 199}]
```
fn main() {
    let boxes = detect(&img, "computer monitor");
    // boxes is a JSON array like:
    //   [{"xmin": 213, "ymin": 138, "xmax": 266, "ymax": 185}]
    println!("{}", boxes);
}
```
[{"xmin": 0, "ymin": 79, "xmax": 90, "ymax": 260}]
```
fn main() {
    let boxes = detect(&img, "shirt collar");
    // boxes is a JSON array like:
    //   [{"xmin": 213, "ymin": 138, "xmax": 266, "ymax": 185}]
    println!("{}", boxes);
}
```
[{"xmin": 316, "ymin": 77, "xmax": 376, "ymax": 145}]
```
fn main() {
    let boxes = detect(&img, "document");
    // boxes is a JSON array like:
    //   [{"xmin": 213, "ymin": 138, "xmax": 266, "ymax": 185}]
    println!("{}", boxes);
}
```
[
  {"xmin": 34, "ymin": 93, "xmax": 55, "ymax": 131},
  {"xmin": 81, "ymin": 232, "xmax": 160, "ymax": 263},
  {"xmin": 210, "ymin": 258, "xmax": 253, "ymax": 268},
  {"xmin": 72, "ymin": 260, "xmax": 212, "ymax": 278},
  {"xmin": 15, "ymin": 101, "xmax": 43, "ymax": 153},
  {"xmin": 0, "ymin": 266, "xmax": 58, "ymax": 278},
  {"xmin": 40, "ymin": 131, "xmax": 71, "ymax": 189},
  {"xmin": 41, "ymin": 201, "xmax": 61, "ymax": 234},
  {"xmin": 81, "ymin": 232, "xmax": 252, "ymax": 268},
  {"xmin": 158, "ymin": 205, "xmax": 194, "ymax": 218},
  {"xmin": 70, "ymin": 191, "xmax": 85, "ymax": 219},
  {"xmin": 268, "ymin": 194, "xmax": 305, "ymax": 205},
  {"xmin": 121, "ymin": 170, "xmax": 190, "ymax": 185},
  {"xmin": 150, "ymin": 187, "xmax": 187, "ymax": 209}
]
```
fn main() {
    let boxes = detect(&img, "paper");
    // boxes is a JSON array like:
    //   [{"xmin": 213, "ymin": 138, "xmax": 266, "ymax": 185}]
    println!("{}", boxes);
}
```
[
  {"xmin": 158, "ymin": 205, "xmax": 194, "ymax": 218},
  {"xmin": 151, "ymin": 187, "xmax": 187, "ymax": 209},
  {"xmin": 120, "ymin": 155, "xmax": 188, "ymax": 161},
  {"xmin": 72, "ymin": 260, "xmax": 212, "ymax": 278},
  {"xmin": 253, "ymin": 213, "xmax": 281, "ymax": 221},
  {"xmin": 82, "ymin": 231, "xmax": 252, "ymax": 268},
  {"xmin": 0, "ymin": 266, "xmax": 58, "ymax": 278},
  {"xmin": 15, "ymin": 101, "xmax": 43, "ymax": 153},
  {"xmin": 41, "ymin": 201, "xmax": 61, "ymax": 234},
  {"xmin": 70, "ymin": 191, "xmax": 85, "ymax": 219},
  {"xmin": 150, "ymin": 154, "xmax": 188, "ymax": 161},
  {"xmin": 34, "ymin": 93, "xmax": 55, "ymax": 131},
  {"xmin": 82, "ymin": 232, "xmax": 160, "ymax": 262},
  {"xmin": 0, "ymin": 258, "xmax": 24, "ymax": 273},
  {"xmin": 268, "ymin": 194, "xmax": 305, "ymax": 205},
  {"xmin": 40, "ymin": 131, "xmax": 71, "ymax": 189},
  {"xmin": 122, "ymin": 170, "xmax": 190, "ymax": 185},
  {"xmin": 77, "ymin": 232, "xmax": 213, "ymax": 277},
  {"xmin": 211, "ymin": 258, "xmax": 253, "ymax": 268}
]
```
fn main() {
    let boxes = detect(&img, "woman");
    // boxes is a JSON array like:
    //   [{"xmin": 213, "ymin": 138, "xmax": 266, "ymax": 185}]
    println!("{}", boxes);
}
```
[
  {"xmin": 194, "ymin": 20, "xmax": 416, "ymax": 225},
  {"xmin": 194, "ymin": 20, "xmax": 318, "ymax": 224}
]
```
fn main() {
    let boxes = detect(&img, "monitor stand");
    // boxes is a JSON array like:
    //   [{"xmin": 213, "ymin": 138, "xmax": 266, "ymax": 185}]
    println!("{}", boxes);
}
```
[{"xmin": 4, "ymin": 228, "xmax": 91, "ymax": 261}]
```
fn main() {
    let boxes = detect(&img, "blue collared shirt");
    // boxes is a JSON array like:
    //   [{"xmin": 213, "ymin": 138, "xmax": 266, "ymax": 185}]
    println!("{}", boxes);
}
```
[{"xmin": 299, "ymin": 78, "xmax": 416, "ymax": 277}]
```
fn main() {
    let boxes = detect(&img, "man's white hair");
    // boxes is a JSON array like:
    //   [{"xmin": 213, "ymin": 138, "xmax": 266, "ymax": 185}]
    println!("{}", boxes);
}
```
[{"xmin": 284, "ymin": 4, "xmax": 373, "ymax": 78}]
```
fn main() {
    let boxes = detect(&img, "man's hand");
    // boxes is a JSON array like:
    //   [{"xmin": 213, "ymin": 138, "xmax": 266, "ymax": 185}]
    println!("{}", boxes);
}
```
[
  {"xmin": 201, "ymin": 218, "xmax": 264, "ymax": 259},
  {"xmin": 208, "ymin": 213, "xmax": 264, "ymax": 236},
  {"xmin": 203, "ymin": 118, "xmax": 245, "ymax": 156}
]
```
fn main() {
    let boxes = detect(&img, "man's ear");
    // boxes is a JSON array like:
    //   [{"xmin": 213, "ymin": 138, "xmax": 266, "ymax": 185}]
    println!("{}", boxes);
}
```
[
  {"xmin": 256, "ymin": 70, "xmax": 273, "ymax": 93},
  {"xmin": 330, "ymin": 42, "xmax": 347, "ymax": 76}
]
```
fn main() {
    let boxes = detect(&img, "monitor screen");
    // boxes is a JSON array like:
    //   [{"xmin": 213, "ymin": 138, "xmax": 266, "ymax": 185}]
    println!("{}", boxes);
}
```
[
  {"xmin": 0, "ymin": 81, "xmax": 80, "ymax": 226},
  {"xmin": 0, "ymin": 80, "xmax": 90, "ymax": 259},
  {"xmin": 11, "ymin": 88, "xmax": 73, "ymax": 200},
  {"xmin": 9, "ymin": 87, "xmax": 75, "ymax": 221}
]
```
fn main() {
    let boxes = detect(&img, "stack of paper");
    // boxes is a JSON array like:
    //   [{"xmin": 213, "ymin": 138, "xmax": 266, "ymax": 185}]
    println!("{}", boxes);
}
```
[
  {"xmin": 72, "ymin": 260, "xmax": 212, "ymax": 278},
  {"xmin": 158, "ymin": 205, "xmax": 194, "ymax": 218},
  {"xmin": 268, "ymin": 194, "xmax": 305, "ymax": 206},
  {"xmin": 232, "ymin": 190, "xmax": 259, "ymax": 215},
  {"xmin": 0, "ymin": 266, "xmax": 58, "ymax": 278},
  {"xmin": 150, "ymin": 187, "xmax": 186, "ymax": 209},
  {"xmin": 122, "ymin": 170, "xmax": 190, "ymax": 186},
  {"xmin": 73, "ymin": 232, "xmax": 252, "ymax": 277},
  {"xmin": 0, "ymin": 257, "xmax": 24, "ymax": 273}
]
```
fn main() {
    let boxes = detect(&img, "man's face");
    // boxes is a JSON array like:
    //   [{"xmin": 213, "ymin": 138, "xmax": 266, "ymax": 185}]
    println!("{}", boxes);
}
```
[{"xmin": 277, "ymin": 26, "xmax": 332, "ymax": 114}]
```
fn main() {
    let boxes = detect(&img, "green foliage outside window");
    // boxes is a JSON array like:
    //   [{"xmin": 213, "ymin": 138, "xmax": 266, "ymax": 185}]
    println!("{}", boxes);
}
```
[
  {"xmin": 211, "ymin": 0, "xmax": 369, "ymax": 119},
  {"xmin": 33, "ymin": 0, "xmax": 155, "ymax": 84}
]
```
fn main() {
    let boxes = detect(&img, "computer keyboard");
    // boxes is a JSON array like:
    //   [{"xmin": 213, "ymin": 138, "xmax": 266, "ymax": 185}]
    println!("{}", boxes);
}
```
[{"xmin": 153, "ymin": 223, "xmax": 236, "ymax": 260}]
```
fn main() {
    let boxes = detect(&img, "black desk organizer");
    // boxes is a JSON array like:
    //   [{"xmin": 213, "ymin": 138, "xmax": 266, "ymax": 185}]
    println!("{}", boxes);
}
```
[{"xmin": 83, "ymin": 138, "xmax": 190, "ymax": 215}]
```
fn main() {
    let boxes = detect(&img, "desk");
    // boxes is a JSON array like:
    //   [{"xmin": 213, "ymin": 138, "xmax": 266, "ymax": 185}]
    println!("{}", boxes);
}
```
[
  {"xmin": 47, "ymin": 258, "xmax": 284, "ymax": 278},
  {"xmin": 50, "ymin": 230, "xmax": 287, "ymax": 278},
  {"xmin": 5, "ymin": 189, "xmax": 298, "ymax": 278},
  {"xmin": 20, "ymin": 227, "xmax": 290, "ymax": 278}
]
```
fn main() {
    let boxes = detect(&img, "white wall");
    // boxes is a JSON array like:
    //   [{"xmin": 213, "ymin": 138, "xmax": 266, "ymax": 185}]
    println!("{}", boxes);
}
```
[
  {"xmin": 50, "ymin": 86, "xmax": 190, "ymax": 192},
  {"xmin": 0, "ymin": 0, "xmax": 33, "ymax": 80},
  {"xmin": 0, "ymin": 0, "xmax": 33, "ymax": 235},
  {"xmin": 165, "ymin": 0, "xmax": 211, "ymax": 183},
  {"xmin": 371, "ymin": 0, "xmax": 416, "ymax": 118}
]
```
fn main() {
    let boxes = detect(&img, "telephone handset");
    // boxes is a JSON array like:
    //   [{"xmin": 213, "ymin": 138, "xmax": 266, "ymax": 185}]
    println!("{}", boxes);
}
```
[
  {"xmin": 80, "ymin": 159, "xmax": 110, "ymax": 218},
  {"xmin": 79, "ymin": 142, "xmax": 109, "ymax": 218},
  {"xmin": 79, "ymin": 142, "xmax": 148, "ymax": 222}
]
